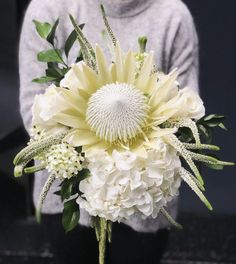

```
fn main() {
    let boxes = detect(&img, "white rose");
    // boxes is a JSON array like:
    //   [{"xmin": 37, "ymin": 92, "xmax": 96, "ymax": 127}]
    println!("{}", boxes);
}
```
[
  {"xmin": 173, "ymin": 87, "xmax": 205, "ymax": 120},
  {"xmin": 60, "ymin": 62, "xmax": 83, "ymax": 91},
  {"xmin": 32, "ymin": 84, "xmax": 67, "ymax": 131}
]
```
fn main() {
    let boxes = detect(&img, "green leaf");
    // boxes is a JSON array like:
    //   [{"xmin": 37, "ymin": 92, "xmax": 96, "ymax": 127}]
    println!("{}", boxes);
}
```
[
  {"xmin": 78, "ymin": 168, "xmax": 90, "ymax": 180},
  {"xmin": 32, "ymin": 76, "xmax": 58, "ymax": 83},
  {"xmin": 198, "ymin": 124, "xmax": 213, "ymax": 143},
  {"xmin": 45, "ymin": 68, "xmax": 61, "ymax": 78},
  {"xmin": 65, "ymin": 24, "xmax": 85, "ymax": 57},
  {"xmin": 37, "ymin": 49, "xmax": 63, "ymax": 63},
  {"xmin": 33, "ymin": 20, "xmax": 52, "ymax": 39},
  {"xmin": 76, "ymin": 50, "xmax": 84, "ymax": 63},
  {"xmin": 62, "ymin": 199, "xmax": 80, "ymax": 233},
  {"xmin": 219, "ymin": 123, "xmax": 228, "ymax": 131},
  {"xmin": 204, "ymin": 120, "xmax": 225, "ymax": 128},
  {"xmin": 204, "ymin": 114, "xmax": 225, "ymax": 121},
  {"xmin": 178, "ymin": 127, "xmax": 194, "ymax": 143},
  {"xmin": 47, "ymin": 19, "xmax": 59, "ymax": 45},
  {"xmin": 54, "ymin": 190, "xmax": 61, "ymax": 196},
  {"xmin": 61, "ymin": 179, "xmax": 74, "ymax": 202},
  {"xmin": 65, "ymin": 30, "xmax": 77, "ymax": 57}
]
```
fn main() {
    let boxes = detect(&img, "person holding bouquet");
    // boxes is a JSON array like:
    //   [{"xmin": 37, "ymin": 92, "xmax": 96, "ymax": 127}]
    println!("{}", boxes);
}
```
[{"xmin": 19, "ymin": 0, "xmax": 199, "ymax": 263}]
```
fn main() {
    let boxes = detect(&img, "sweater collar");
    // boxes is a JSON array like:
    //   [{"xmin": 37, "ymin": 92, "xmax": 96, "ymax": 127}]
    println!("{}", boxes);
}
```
[{"xmin": 100, "ymin": 0, "xmax": 155, "ymax": 18}]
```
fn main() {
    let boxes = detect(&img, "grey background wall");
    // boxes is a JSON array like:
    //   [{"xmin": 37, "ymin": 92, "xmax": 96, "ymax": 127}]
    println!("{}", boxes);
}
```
[{"xmin": 0, "ymin": 0, "xmax": 235, "ymax": 216}]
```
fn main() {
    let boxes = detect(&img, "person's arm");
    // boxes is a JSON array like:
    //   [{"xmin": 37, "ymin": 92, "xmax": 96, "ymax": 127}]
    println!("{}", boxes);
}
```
[
  {"xmin": 19, "ymin": 0, "xmax": 77, "ymax": 133},
  {"xmin": 167, "ymin": 3, "xmax": 199, "ymax": 92}
]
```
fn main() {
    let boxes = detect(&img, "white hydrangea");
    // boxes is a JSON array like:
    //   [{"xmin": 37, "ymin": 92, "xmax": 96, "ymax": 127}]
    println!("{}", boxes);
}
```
[
  {"xmin": 77, "ymin": 139, "xmax": 182, "ymax": 222},
  {"xmin": 45, "ymin": 143, "xmax": 84, "ymax": 180}
]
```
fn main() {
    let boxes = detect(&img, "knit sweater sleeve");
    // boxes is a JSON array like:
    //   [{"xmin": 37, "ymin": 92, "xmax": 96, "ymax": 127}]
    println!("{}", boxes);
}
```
[
  {"xmin": 19, "ymin": 0, "xmax": 77, "ymax": 133},
  {"xmin": 166, "ymin": 2, "xmax": 199, "ymax": 92}
]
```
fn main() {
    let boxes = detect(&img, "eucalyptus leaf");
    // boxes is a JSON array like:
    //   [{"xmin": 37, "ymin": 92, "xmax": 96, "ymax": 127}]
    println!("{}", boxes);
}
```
[
  {"xmin": 37, "ymin": 49, "xmax": 63, "ymax": 63},
  {"xmin": 62, "ymin": 199, "xmax": 80, "ymax": 233},
  {"xmin": 47, "ymin": 19, "xmax": 59, "ymax": 45},
  {"xmin": 33, "ymin": 20, "xmax": 52, "ymax": 39}
]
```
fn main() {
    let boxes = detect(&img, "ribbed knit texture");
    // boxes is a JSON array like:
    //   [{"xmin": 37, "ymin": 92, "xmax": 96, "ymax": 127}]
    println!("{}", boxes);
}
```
[{"xmin": 19, "ymin": 0, "xmax": 199, "ymax": 232}]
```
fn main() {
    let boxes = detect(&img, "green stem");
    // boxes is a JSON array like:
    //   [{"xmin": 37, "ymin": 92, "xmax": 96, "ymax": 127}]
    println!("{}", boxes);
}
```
[
  {"xmin": 99, "ymin": 218, "xmax": 107, "ymax": 264},
  {"xmin": 55, "ymin": 48, "xmax": 68, "ymax": 68}
]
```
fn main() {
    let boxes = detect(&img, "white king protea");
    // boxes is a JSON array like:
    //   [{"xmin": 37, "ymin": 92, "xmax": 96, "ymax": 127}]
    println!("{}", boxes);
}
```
[{"xmin": 40, "ymin": 42, "xmax": 204, "ymax": 157}]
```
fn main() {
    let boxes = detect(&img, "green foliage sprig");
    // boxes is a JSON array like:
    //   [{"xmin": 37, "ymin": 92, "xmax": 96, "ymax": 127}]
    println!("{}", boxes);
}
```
[{"xmin": 32, "ymin": 19, "xmax": 84, "ymax": 86}]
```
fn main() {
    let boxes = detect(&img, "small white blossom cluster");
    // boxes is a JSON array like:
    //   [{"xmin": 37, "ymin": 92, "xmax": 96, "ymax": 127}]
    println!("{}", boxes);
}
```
[
  {"xmin": 77, "ymin": 139, "xmax": 182, "ymax": 222},
  {"xmin": 45, "ymin": 143, "xmax": 84, "ymax": 180}
]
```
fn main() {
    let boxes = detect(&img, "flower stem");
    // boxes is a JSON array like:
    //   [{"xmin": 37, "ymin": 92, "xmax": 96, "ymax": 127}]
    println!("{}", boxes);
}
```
[{"xmin": 93, "ymin": 217, "xmax": 108, "ymax": 264}]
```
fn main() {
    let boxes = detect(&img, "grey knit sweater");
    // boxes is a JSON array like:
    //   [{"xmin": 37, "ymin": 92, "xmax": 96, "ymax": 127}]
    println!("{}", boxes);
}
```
[{"xmin": 19, "ymin": 0, "xmax": 199, "ymax": 232}]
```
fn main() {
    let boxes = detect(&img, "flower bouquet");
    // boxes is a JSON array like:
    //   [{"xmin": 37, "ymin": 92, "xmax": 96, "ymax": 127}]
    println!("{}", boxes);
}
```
[{"xmin": 14, "ymin": 6, "xmax": 234, "ymax": 264}]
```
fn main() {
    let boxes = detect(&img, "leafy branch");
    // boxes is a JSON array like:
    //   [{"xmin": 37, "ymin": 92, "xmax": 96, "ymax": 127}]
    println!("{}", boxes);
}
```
[{"xmin": 32, "ymin": 19, "xmax": 84, "ymax": 86}]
